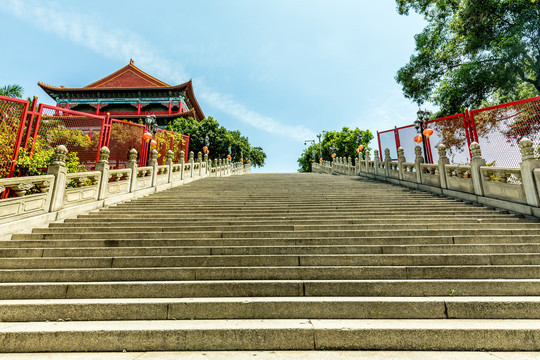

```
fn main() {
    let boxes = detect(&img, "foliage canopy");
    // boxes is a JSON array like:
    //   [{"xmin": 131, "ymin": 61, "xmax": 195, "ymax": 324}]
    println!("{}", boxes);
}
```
[
  {"xmin": 168, "ymin": 116, "xmax": 267, "ymax": 167},
  {"xmin": 396, "ymin": 0, "xmax": 540, "ymax": 116},
  {"xmin": 297, "ymin": 127, "xmax": 373, "ymax": 173}
]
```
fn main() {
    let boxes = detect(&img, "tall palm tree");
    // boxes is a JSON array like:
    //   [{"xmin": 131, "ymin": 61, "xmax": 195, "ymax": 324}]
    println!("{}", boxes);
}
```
[{"xmin": 0, "ymin": 84, "xmax": 24, "ymax": 98}]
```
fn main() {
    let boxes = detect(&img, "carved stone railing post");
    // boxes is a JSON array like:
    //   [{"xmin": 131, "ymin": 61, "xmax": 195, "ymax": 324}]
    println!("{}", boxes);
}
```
[
  {"xmin": 348, "ymin": 157, "xmax": 352, "ymax": 175},
  {"xmin": 358, "ymin": 153, "xmax": 364, "ymax": 174},
  {"xmin": 149, "ymin": 149, "xmax": 159, "ymax": 187},
  {"xmin": 204, "ymin": 153, "xmax": 209, "ymax": 176},
  {"xmin": 355, "ymin": 157, "xmax": 359, "ymax": 175},
  {"xmin": 519, "ymin": 138, "xmax": 540, "ymax": 207},
  {"xmin": 414, "ymin": 146, "xmax": 424, "ymax": 183},
  {"xmin": 219, "ymin": 159, "xmax": 223, "ymax": 176},
  {"xmin": 179, "ymin": 150, "xmax": 185, "ymax": 180},
  {"xmin": 165, "ymin": 150, "xmax": 174, "ymax": 183},
  {"xmin": 197, "ymin": 152, "xmax": 203, "ymax": 176},
  {"xmin": 365, "ymin": 150, "xmax": 371, "ymax": 174},
  {"xmin": 397, "ymin": 147, "xmax": 405, "ymax": 180},
  {"xmin": 374, "ymin": 150, "xmax": 380, "ymax": 176},
  {"xmin": 95, "ymin": 146, "xmax": 110, "ymax": 200},
  {"xmin": 470, "ymin": 142, "xmax": 486, "ymax": 196},
  {"xmin": 384, "ymin": 148, "xmax": 391, "ymax": 177},
  {"xmin": 437, "ymin": 145, "xmax": 450, "ymax": 189},
  {"xmin": 127, "ymin": 148, "xmax": 138, "ymax": 192},
  {"xmin": 189, "ymin": 151, "xmax": 194, "ymax": 178},
  {"xmin": 47, "ymin": 145, "xmax": 68, "ymax": 212}
]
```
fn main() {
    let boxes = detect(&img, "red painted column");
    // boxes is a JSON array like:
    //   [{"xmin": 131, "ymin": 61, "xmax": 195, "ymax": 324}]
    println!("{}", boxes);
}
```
[
  {"xmin": 168, "ymin": 102, "xmax": 172, "ymax": 114},
  {"xmin": 137, "ymin": 102, "xmax": 141, "ymax": 115},
  {"xmin": 96, "ymin": 103, "xmax": 101, "ymax": 115}
]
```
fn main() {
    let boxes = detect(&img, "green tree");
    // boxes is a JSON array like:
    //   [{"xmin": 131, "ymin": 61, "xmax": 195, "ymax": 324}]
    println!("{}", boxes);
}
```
[
  {"xmin": 169, "ymin": 116, "xmax": 267, "ymax": 167},
  {"xmin": 297, "ymin": 127, "xmax": 373, "ymax": 172},
  {"xmin": 0, "ymin": 84, "xmax": 24, "ymax": 98},
  {"xmin": 396, "ymin": 0, "xmax": 540, "ymax": 116}
]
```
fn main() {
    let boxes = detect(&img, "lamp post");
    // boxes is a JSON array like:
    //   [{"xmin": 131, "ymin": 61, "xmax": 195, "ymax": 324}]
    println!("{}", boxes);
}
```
[
  {"xmin": 317, "ymin": 133, "xmax": 324, "ymax": 160},
  {"xmin": 304, "ymin": 139, "xmax": 315, "ymax": 162},
  {"xmin": 144, "ymin": 115, "xmax": 158, "ymax": 165},
  {"xmin": 203, "ymin": 135, "xmax": 210, "ymax": 155},
  {"xmin": 330, "ymin": 145, "xmax": 338, "ymax": 160},
  {"xmin": 414, "ymin": 109, "xmax": 430, "ymax": 162}
]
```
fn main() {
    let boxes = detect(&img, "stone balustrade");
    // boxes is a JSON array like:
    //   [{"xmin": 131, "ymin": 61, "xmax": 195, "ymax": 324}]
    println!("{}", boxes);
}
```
[
  {"xmin": 0, "ymin": 145, "xmax": 251, "ymax": 237},
  {"xmin": 312, "ymin": 138, "xmax": 540, "ymax": 217}
]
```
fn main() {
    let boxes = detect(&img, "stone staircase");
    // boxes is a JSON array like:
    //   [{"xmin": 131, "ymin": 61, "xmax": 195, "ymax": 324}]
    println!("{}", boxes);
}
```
[{"xmin": 1, "ymin": 173, "xmax": 540, "ymax": 352}]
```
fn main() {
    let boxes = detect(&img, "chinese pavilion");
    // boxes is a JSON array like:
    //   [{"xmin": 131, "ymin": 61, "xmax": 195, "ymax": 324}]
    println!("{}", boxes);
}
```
[{"xmin": 38, "ymin": 59, "xmax": 205, "ymax": 126}]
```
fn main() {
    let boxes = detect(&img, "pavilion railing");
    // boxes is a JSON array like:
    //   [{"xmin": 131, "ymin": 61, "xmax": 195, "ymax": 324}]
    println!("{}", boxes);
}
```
[
  {"xmin": 377, "ymin": 96, "xmax": 540, "ymax": 168},
  {"xmin": 314, "ymin": 139, "xmax": 540, "ymax": 218},
  {"xmin": 0, "ymin": 145, "xmax": 251, "ymax": 237}
]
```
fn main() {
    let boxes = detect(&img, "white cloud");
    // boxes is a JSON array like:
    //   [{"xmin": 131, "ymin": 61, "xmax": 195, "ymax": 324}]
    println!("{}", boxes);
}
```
[{"xmin": 0, "ymin": 0, "xmax": 313, "ymax": 142}]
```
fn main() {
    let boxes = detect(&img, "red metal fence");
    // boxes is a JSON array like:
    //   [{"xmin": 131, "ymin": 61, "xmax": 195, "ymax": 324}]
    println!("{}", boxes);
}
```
[
  {"xmin": 378, "ymin": 96, "xmax": 540, "ymax": 167},
  {"xmin": 0, "ymin": 95, "xmax": 29, "ymax": 178},
  {"xmin": 0, "ymin": 96, "xmax": 190, "ymax": 177}
]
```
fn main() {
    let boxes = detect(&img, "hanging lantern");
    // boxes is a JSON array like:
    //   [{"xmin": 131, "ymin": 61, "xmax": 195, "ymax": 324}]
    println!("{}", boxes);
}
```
[
  {"xmin": 319, "ymin": 158, "xmax": 323, "ymax": 162},
  {"xmin": 356, "ymin": 148, "xmax": 360, "ymax": 153},
  {"xmin": 359, "ymin": 145, "xmax": 364, "ymax": 151},
  {"xmin": 332, "ymin": 153, "xmax": 336, "ymax": 158},
  {"xmin": 142, "ymin": 132, "xmax": 152, "ymax": 141},
  {"xmin": 414, "ymin": 135, "xmax": 423, "ymax": 143},
  {"xmin": 202, "ymin": 146, "xmax": 208, "ymax": 153},
  {"xmin": 247, "ymin": 160, "xmax": 251, "ymax": 163},
  {"xmin": 150, "ymin": 139, "xmax": 157, "ymax": 147},
  {"xmin": 423, "ymin": 128, "xmax": 433, "ymax": 138},
  {"xmin": 227, "ymin": 155, "xmax": 231, "ymax": 160},
  {"xmin": 240, "ymin": 158, "xmax": 244, "ymax": 163}
]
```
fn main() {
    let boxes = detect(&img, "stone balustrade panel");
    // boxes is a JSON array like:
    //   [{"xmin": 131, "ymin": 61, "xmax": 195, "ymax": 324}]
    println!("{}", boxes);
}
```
[
  {"xmin": 0, "ymin": 175, "xmax": 55, "ymax": 222},
  {"xmin": 480, "ymin": 166, "xmax": 527, "ymax": 204},
  {"xmin": 107, "ymin": 168, "xmax": 132, "ymax": 196},
  {"xmin": 135, "ymin": 167, "xmax": 153, "ymax": 190},
  {"xmin": 63, "ymin": 171, "xmax": 101, "ymax": 206},
  {"xmin": 421, "ymin": 164, "xmax": 440, "ymax": 187}
]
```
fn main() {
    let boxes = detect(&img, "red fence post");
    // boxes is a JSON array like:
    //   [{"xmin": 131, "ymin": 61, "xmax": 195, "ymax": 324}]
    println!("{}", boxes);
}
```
[
  {"xmin": 6, "ymin": 99, "xmax": 30, "ymax": 179},
  {"xmin": 185, "ymin": 135, "xmax": 190, "ymax": 163},
  {"xmin": 377, "ymin": 131, "xmax": 382, "ymax": 161}
]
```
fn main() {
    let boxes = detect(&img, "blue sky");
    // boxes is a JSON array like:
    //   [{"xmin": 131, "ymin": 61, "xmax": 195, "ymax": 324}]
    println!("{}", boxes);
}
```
[{"xmin": 0, "ymin": 0, "xmax": 425, "ymax": 173}]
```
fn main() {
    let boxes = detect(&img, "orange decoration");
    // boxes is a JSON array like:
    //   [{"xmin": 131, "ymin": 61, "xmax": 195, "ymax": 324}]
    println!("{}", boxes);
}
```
[
  {"xmin": 150, "ymin": 140, "xmax": 157, "ymax": 147},
  {"xmin": 332, "ymin": 153, "xmax": 336, "ymax": 158},
  {"xmin": 227, "ymin": 155, "xmax": 231, "ymax": 159},
  {"xmin": 142, "ymin": 132, "xmax": 152, "ymax": 140},
  {"xmin": 356, "ymin": 148, "xmax": 360, "ymax": 153},
  {"xmin": 358, "ymin": 145, "xmax": 364, "ymax": 151},
  {"xmin": 202, "ymin": 146, "xmax": 208, "ymax": 152},
  {"xmin": 423, "ymin": 128, "xmax": 433, "ymax": 138},
  {"xmin": 247, "ymin": 160, "xmax": 251, "ymax": 163},
  {"xmin": 414, "ymin": 135, "xmax": 423, "ymax": 143},
  {"xmin": 240, "ymin": 158, "xmax": 244, "ymax": 163},
  {"xmin": 319, "ymin": 158, "xmax": 323, "ymax": 162}
]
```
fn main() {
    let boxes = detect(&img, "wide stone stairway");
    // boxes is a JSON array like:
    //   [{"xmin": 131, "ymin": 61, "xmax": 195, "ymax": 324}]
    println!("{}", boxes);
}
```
[{"xmin": 1, "ymin": 173, "xmax": 540, "ymax": 352}]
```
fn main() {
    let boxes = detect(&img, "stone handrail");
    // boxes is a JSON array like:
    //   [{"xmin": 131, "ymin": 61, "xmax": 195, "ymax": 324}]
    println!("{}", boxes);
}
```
[
  {"xmin": 312, "ymin": 138, "xmax": 540, "ymax": 218},
  {"xmin": 0, "ymin": 145, "xmax": 251, "ymax": 237}
]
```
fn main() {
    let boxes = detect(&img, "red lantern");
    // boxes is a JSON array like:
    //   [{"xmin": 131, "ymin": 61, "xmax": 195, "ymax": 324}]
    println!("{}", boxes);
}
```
[
  {"xmin": 240, "ymin": 158, "xmax": 244, "ymax": 163},
  {"xmin": 332, "ymin": 153, "xmax": 336, "ymax": 158},
  {"xmin": 423, "ymin": 128, "xmax": 433, "ymax": 138},
  {"xmin": 359, "ymin": 145, "xmax": 364, "ymax": 151},
  {"xmin": 142, "ymin": 132, "xmax": 152, "ymax": 141},
  {"xmin": 356, "ymin": 148, "xmax": 360, "ymax": 153},
  {"xmin": 150, "ymin": 140, "xmax": 157, "ymax": 147},
  {"xmin": 414, "ymin": 135, "xmax": 423, "ymax": 143},
  {"xmin": 319, "ymin": 158, "xmax": 323, "ymax": 162},
  {"xmin": 203, "ymin": 146, "xmax": 208, "ymax": 152},
  {"xmin": 247, "ymin": 160, "xmax": 251, "ymax": 163},
  {"xmin": 227, "ymin": 155, "xmax": 231, "ymax": 159}
]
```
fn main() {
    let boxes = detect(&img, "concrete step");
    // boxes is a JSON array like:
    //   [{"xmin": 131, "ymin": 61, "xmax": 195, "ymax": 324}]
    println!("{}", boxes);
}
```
[
  {"xmin": 4, "ymin": 243, "xmax": 540, "ymax": 257},
  {"xmin": 2, "ymin": 253, "xmax": 540, "ymax": 269},
  {"xmin": 2, "ymin": 319, "xmax": 540, "ymax": 351},
  {"xmin": 40, "ymin": 222, "xmax": 540, "ymax": 233},
  {"xmin": 5, "ymin": 235, "xmax": 540, "ymax": 248},
  {"xmin": 13, "ymin": 228, "xmax": 540, "ymax": 240},
  {"xmin": 1, "ymin": 265, "xmax": 540, "ymax": 282},
  {"xmin": 2, "ymin": 297, "xmax": 540, "ymax": 322},
  {"xmin": 2, "ymin": 279, "xmax": 540, "ymax": 299}
]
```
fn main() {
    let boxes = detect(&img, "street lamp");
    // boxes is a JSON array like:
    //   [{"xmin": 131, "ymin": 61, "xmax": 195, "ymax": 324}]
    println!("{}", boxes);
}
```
[
  {"xmin": 304, "ymin": 139, "xmax": 315, "ymax": 162},
  {"xmin": 414, "ymin": 109, "xmax": 430, "ymax": 162},
  {"xmin": 203, "ymin": 135, "xmax": 210, "ymax": 155},
  {"xmin": 317, "ymin": 133, "xmax": 324, "ymax": 160},
  {"xmin": 330, "ymin": 145, "xmax": 338, "ymax": 159},
  {"xmin": 144, "ymin": 115, "xmax": 158, "ymax": 165}
]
